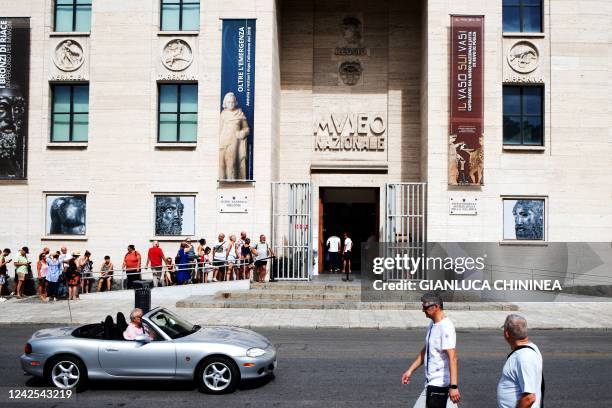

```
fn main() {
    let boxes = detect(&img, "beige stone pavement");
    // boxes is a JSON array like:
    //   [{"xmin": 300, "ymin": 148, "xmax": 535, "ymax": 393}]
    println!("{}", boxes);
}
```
[{"xmin": 1, "ymin": 295, "xmax": 611, "ymax": 330}]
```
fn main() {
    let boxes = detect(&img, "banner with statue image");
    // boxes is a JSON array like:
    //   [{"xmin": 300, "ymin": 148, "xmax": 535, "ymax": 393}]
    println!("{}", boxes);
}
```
[
  {"xmin": 449, "ymin": 15, "xmax": 484, "ymax": 186},
  {"xmin": 219, "ymin": 19, "xmax": 256, "ymax": 182},
  {"xmin": 0, "ymin": 18, "xmax": 30, "ymax": 180}
]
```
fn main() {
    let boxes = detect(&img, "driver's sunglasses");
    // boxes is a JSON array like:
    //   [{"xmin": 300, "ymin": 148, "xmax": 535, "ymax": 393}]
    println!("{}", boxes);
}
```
[{"xmin": 422, "ymin": 303, "xmax": 437, "ymax": 311}]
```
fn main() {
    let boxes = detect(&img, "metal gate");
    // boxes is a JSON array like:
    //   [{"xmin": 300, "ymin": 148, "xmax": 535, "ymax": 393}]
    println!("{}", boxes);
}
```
[
  {"xmin": 271, "ymin": 182, "xmax": 313, "ymax": 280},
  {"xmin": 384, "ymin": 183, "xmax": 427, "ymax": 280}
]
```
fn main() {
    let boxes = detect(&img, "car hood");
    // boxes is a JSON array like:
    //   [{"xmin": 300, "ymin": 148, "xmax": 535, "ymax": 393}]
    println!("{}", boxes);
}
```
[
  {"xmin": 181, "ymin": 326, "xmax": 271, "ymax": 349},
  {"xmin": 31, "ymin": 326, "xmax": 76, "ymax": 340}
]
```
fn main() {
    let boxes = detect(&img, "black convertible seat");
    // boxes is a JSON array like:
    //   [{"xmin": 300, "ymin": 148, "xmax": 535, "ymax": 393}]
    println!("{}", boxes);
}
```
[
  {"xmin": 116, "ymin": 312, "xmax": 128, "ymax": 340},
  {"xmin": 103, "ymin": 315, "xmax": 114, "ymax": 340}
]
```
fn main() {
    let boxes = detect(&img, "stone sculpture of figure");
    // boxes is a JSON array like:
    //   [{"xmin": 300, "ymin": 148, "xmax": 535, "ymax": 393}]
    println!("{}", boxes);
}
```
[
  {"xmin": 219, "ymin": 92, "xmax": 250, "ymax": 180},
  {"xmin": 164, "ymin": 40, "xmax": 190, "ymax": 68},
  {"xmin": 155, "ymin": 196, "xmax": 184, "ymax": 236},
  {"xmin": 0, "ymin": 87, "xmax": 25, "ymax": 178},
  {"xmin": 341, "ymin": 17, "xmax": 362, "ymax": 46},
  {"xmin": 57, "ymin": 40, "xmax": 82, "ymax": 69},
  {"xmin": 49, "ymin": 196, "xmax": 86, "ymax": 235},
  {"xmin": 513, "ymin": 200, "xmax": 544, "ymax": 240}
]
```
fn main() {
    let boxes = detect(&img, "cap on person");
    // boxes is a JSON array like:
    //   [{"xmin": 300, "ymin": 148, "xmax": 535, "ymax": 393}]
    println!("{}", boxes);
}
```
[{"xmin": 72, "ymin": 250, "xmax": 81, "ymax": 257}]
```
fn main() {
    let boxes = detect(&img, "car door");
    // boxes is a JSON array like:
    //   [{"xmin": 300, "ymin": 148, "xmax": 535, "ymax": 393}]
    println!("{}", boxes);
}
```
[{"xmin": 98, "ymin": 337, "xmax": 176, "ymax": 377}]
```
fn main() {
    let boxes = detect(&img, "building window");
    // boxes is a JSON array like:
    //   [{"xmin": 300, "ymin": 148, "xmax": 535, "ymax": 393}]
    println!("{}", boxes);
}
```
[
  {"xmin": 160, "ymin": 0, "xmax": 200, "ymax": 31},
  {"xmin": 503, "ymin": 0, "xmax": 542, "ymax": 33},
  {"xmin": 503, "ymin": 85, "xmax": 543, "ymax": 146},
  {"xmin": 54, "ymin": 0, "xmax": 92, "ymax": 32},
  {"xmin": 51, "ymin": 84, "xmax": 89, "ymax": 142},
  {"xmin": 158, "ymin": 84, "xmax": 198, "ymax": 142}
]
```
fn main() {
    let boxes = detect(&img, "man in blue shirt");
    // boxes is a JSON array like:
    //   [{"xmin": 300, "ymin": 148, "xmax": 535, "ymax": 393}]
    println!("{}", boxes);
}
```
[
  {"xmin": 46, "ymin": 252, "xmax": 63, "ymax": 302},
  {"xmin": 497, "ymin": 314, "xmax": 543, "ymax": 408}
]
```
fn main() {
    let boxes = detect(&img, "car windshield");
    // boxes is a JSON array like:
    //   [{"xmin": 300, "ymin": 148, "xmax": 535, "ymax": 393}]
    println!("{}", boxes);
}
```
[{"xmin": 147, "ymin": 309, "xmax": 199, "ymax": 339}]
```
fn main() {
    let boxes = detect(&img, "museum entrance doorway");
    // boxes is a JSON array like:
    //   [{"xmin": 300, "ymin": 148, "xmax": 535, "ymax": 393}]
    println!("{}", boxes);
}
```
[{"xmin": 318, "ymin": 187, "xmax": 379, "ymax": 274}]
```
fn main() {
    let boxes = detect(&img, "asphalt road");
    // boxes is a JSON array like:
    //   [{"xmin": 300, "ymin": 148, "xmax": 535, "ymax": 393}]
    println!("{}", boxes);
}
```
[{"xmin": 1, "ymin": 325, "xmax": 611, "ymax": 407}]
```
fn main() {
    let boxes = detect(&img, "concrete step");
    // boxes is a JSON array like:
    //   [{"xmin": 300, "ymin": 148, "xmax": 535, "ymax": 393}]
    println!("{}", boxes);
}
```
[
  {"xmin": 251, "ymin": 282, "xmax": 361, "ymax": 292},
  {"xmin": 176, "ymin": 296, "xmax": 518, "ymax": 311},
  {"xmin": 215, "ymin": 289, "xmax": 361, "ymax": 301}
]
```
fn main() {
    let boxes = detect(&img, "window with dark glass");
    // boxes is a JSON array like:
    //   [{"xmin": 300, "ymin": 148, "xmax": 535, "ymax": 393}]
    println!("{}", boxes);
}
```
[
  {"xmin": 503, "ymin": 85, "xmax": 543, "ymax": 146},
  {"xmin": 503, "ymin": 0, "xmax": 542, "ymax": 33},
  {"xmin": 54, "ymin": 0, "xmax": 92, "ymax": 32},
  {"xmin": 160, "ymin": 0, "xmax": 200, "ymax": 31},
  {"xmin": 51, "ymin": 84, "xmax": 89, "ymax": 142},
  {"xmin": 158, "ymin": 84, "xmax": 198, "ymax": 142}
]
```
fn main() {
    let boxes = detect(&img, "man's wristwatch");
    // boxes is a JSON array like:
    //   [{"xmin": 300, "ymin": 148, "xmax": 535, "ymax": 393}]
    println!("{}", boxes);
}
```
[{"xmin": 450, "ymin": 384, "xmax": 458, "ymax": 389}]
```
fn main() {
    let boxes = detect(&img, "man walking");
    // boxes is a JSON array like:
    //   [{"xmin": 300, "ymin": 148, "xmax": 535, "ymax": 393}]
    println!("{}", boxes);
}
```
[
  {"xmin": 402, "ymin": 292, "xmax": 460, "ymax": 408},
  {"xmin": 342, "ymin": 232, "xmax": 353, "ymax": 280},
  {"xmin": 326, "ymin": 233, "xmax": 341, "ymax": 273},
  {"xmin": 497, "ymin": 314, "xmax": 543, "ymax": 408},
  {"xmin": 146, "ymin": 241, "xmax": 166, "ymax": 287}
]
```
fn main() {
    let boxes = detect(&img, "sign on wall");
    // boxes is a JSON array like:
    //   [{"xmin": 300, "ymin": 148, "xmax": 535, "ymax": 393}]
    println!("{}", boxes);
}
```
[
  {"xmin": 219, "ymin": 19, "xmax": 256, "ymax": 182},
  {"xmin": 218, "ymin": 193, "xmax": 249, "ymax": 213},
  {"xmin": 0, "ymin": 18, "xmax": 30, "ymax": 180},
  {"xmin": 449, "ymin": 15, "xmax": 484, "ymax": 186},
  {"xmin": 449, "ymin": 197, "xmax": 478, "ymax": 215}
]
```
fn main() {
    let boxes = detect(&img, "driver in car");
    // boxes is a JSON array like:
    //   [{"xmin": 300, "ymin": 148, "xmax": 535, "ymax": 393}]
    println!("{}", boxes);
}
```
[{"xmin": 123, "ymin": 308, "xmax": 155, "ymax": 340}]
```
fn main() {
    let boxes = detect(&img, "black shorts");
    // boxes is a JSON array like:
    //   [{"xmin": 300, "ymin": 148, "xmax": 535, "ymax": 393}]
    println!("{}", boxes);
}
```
[
  {"xmin": 254, "ymin": 260, "xmax": 267, "ymax": 267},
  {"xmin": 213, "ymin": 259, "xmax": 226, "ymax": 271},
  {"xmin": 343, "ymin": 251, "xmax": 352, "ymax": 261}
]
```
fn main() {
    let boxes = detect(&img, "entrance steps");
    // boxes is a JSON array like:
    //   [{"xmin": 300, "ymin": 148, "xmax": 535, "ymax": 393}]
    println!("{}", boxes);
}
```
[{"xmin": 175, "ymin": 278, "xmax": 518, "ymax": 311}]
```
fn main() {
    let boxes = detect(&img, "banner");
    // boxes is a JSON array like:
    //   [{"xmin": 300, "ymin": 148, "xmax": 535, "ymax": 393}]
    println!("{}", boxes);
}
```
[
  {"xmin": 449, "ymin": 15, "xmax": 483, "ymax": 186},
  {"xmin": 0, "ymin": 18, "xmax": 29, "ymax": 180},
  {"xmin": 219, "ymin": 19, "xmax": 256, "ymax": 182}
]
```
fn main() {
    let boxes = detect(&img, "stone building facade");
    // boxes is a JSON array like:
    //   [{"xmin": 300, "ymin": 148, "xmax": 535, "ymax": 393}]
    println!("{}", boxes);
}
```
[{"xmin": 0, "ymin": 0, "xmax": 610, "ymax": 279}]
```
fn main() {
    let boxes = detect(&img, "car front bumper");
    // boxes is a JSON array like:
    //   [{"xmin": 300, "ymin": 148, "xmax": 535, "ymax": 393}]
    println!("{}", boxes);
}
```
[
  {"xmin": 236, "ymin": 347, "xmax": 277, "ymax": 380},
  {"xmin": 20, "ymin": 353, "xmax": 47, "ymax": 378}
]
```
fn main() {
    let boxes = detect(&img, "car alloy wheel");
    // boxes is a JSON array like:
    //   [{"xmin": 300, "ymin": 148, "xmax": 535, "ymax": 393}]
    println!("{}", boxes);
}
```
[
  {"xmin": 203, "ymin": 362, "xmax": 232, "ymax": 391},
  {"xmin": 51, "ymin": 360, "xmax": 81, "ymax": 389}
]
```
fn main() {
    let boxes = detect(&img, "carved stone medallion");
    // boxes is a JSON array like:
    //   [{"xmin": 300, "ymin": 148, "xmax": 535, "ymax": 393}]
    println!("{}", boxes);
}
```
[
  {"xmin": 53, "ymin": 40, "xmax": 84, "ymax": 72},
  {"xmin": 339, "ymin": 61, "xmax": 362, "ymax": 86},
  {"xmin": 162, "ymin": 39, "xmax": 193, "ymax": 71},
  {"xmin": 507, "ymin": 41, "xmax": 540, "ymax": 74}
]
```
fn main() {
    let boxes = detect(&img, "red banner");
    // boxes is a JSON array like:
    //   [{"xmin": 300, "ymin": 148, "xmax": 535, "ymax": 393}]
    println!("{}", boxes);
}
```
[{"xmin": 449, "ymin": 16, "xmax": 484, "ymax": 186}]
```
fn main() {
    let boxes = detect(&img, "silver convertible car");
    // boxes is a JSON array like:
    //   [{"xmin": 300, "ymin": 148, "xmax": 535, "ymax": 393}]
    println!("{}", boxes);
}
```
[{"xmin": 20, "ymin": 307, "xmax": 277, "ymax": 394}]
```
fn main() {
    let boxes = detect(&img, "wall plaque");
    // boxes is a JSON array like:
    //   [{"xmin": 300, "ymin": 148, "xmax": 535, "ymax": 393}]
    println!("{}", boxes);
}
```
[
  {"xmin": 218, "ymin": 193, "xmax": 249, "ymax": 213},
  {"xmin": 449, "ymin": 197, "xmax": 478, "ymax": 215}
]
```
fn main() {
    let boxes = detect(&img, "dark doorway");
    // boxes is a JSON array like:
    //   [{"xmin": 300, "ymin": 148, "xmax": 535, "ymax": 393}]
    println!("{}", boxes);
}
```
[{"xmin": 318, "ymin": 187, "xmax": 379, "ymax": 274}]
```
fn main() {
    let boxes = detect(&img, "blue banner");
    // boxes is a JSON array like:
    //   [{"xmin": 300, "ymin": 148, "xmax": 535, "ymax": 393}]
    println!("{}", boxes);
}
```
[{"xmin": 219, "ymin": 19, "xmax": 256, "ymax": 182}]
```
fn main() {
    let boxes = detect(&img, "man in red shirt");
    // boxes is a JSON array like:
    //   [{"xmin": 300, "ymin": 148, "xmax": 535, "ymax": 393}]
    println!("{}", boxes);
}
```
[{"xmin": 146, "ymin": 241, "xmax": 167, "ymax": 287}]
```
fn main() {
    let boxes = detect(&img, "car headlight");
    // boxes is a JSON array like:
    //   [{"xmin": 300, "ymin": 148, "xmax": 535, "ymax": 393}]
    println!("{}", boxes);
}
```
[{"xmin": 246, "ymin": 347, "xmax": 266, "ymax": 357}]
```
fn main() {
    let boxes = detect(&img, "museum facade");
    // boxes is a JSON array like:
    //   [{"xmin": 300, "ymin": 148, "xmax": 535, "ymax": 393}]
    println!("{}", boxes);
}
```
[{"xmin": 0, "ymin": 0, "xmax": 610, "ymax": 279}]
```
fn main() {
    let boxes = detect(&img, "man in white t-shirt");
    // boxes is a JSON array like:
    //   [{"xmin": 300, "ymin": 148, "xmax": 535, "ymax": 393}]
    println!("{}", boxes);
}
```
[
  {"xmin": 212, "ymin": 233, "xmax": 228, "ymax": 282},
  {"xmin": 326, "ymin": 234, "xmax": 341, "ymax": 273},
  {"xmin": 342, "ymin": 232, "xmax": 353, "ymax": 280},
  {"xmin": 402, "ymin": 292, "xmax": 460, "ymax": 408},
  {"xmin": 497, "ymin": 314, "xmax": 543, "ymax": 408}
]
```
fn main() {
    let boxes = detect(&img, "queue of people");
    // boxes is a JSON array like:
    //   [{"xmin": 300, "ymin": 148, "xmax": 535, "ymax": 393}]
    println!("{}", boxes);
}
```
[{"xmin": 0, "ymin": 231, "xmax": 275, "ymax": 302}]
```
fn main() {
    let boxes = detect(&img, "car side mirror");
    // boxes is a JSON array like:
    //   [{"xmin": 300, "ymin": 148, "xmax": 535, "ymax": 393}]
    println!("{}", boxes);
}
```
[{"xmin": 134, "ymin": 334, "xmax": 150, "ymax": 343}]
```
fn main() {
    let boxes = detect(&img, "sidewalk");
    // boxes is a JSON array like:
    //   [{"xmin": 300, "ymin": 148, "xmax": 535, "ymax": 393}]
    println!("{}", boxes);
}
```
[{"xmin": 1, "ymin": 290, "xmax": 611, "ymax": 330}]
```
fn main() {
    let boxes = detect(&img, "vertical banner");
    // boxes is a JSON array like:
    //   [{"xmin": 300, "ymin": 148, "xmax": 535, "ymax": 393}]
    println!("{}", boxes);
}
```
[
  {"xmin": 219, "ymin": 19, "xmax": 256, "ymax": 182},
  {"xmin": 0, "ymin": 18, "xmax": 29, "ymax": 180},
  {"xmin": 449, "ymin": 16, "xmax": 484, "ymax": 186}
]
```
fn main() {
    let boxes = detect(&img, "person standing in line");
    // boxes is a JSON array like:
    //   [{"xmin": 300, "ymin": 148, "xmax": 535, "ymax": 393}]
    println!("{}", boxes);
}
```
[
  {"xmin": 175, "ymin": 242, "xmax": 191, "ymax": 285},
  {"xmin": 45, "ymin": 251, "xmax": 62, "ymax": 302},
  {"xmin": 122, "ymin": 245, "xmax": 142, "ymax": 289},
  {"xmin": 78, "ymin": 250, "xmax": 93, "ymax": 295},
  {"xmin": 212, "ymin": 233, "xmax": 228, "ymax": 282},
  {"xmin": 326, "ymin": 233, "xmax": 341, "ymax": 273},
  {"xmin": 0, "ymin": 248, "xmax": 12, "ymax": 301},
  {"xmin": 146, "ymin": 241, "xmax": 167, "ymax": 287},
  {"xmin": 65, "ymin": 251, "xmax": 81, "ymax": 301},
  {"xmin": 236, "ymin": 231, "xmax": 247, "ymax": 280},
  {"xmin": 202, "ymin": 247, "xmax": 212, "ymax": 283},
  {"xmin": 240, "ymin": 238, "xmax": 253, "ymax": 281},
  {"xmin": 497, "ymin": 314, "xmax": 544, "ymax": 408},
  {"xmin": 402, "ymin": 292, "xmax": 460, "ymax": 408},
  {"xmin": 36, "ymin": 253, "xmax": 49, "ymax": 302},
  {"xmin": 252, "ymin": 234, "xmax": 275, "ymax": 283},
  {"xmin": 196, "ymin": 238, "xmax": 207, "ymax": 284},
  {"xmin": 184, "ymin": 238, "xmax": 196, "ymax": 281},
  {"xmin": 342, "ymin": 232, "xmax": 353, "ymax": 281},
  {"xmin": 13, "ymin": 247, "xmax": 30, "ymax": 299},
  {"xmin": 164, "ymin": 256, "xmax": 176, "ymax": 286},
  {"xmin": 97, "ymin": 256, "xmax": 114, "ymax": 292},
  {"xmin": 225, "ymin": 235, "xmax": 239, "ymax": 281}
]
